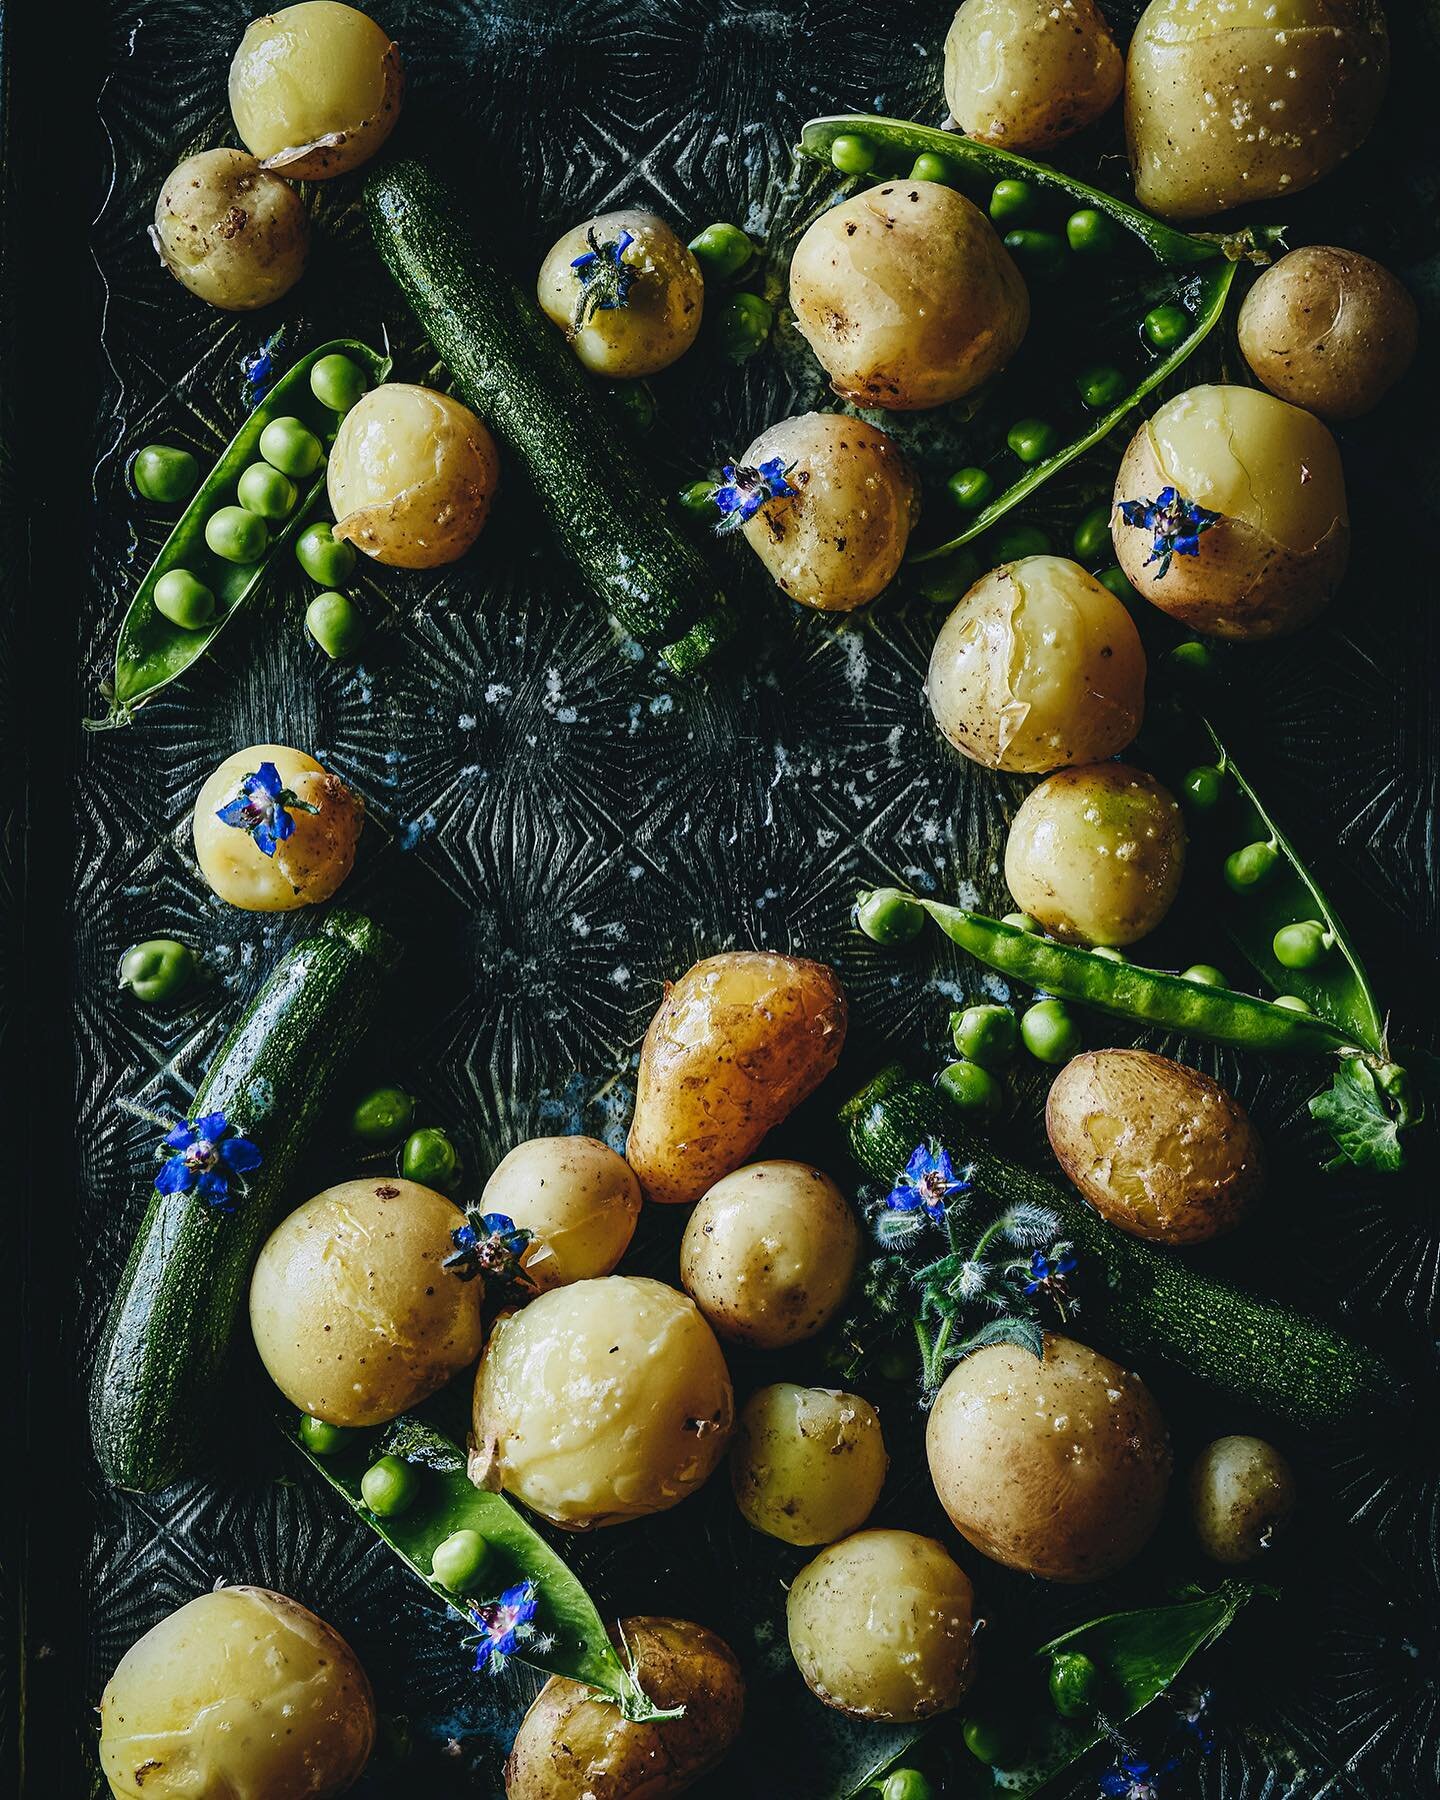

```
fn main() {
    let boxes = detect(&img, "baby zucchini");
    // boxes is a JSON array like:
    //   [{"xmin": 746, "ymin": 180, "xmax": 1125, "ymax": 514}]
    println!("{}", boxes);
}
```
[{"xmin": 100, "ymin": 337, "xmax": 391, "ymax": 724}]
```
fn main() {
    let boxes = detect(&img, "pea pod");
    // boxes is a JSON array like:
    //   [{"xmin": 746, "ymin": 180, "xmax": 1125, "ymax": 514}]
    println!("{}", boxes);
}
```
[{"xmin": 97, "ymin": 338, "xmax": 391, "ymax": 725}]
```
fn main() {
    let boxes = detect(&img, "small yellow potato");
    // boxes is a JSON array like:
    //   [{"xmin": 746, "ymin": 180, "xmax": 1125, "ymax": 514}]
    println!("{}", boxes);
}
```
[
  {"xmin": 328, "ymin": 383, "xmax": 499, "ymax": 569},
  {"xmin": 927, "ymin": 1334, "xmax": 1171, "ymax": 1582},
  {"xmin": 229, "ymin": 1, "xmax": 403, "ymax": 179},
  {"xmin": 1238, "ymin": 246, "xmax": 1419, "ymax": 421},
  {"xmin": 730, "ymin": 1383, "xmax": 887, "ymax": 1546},
  {"xmin": 1112, "ymin": 385, "xmax": 1349, "ymax": 639},
  {"xmin": 98, "ymin": 1586, "xmax": 374, "ymax": 1799},
  {"xmin": 626, "ymin": 952, "xmax": 848, "ymax": 1207},
  {"xmin": 151, "ymin": 148, "xmax": 309, "ymax": 311},
  {"xmin": 1046, "ymin": 1049, "xmax": 1263, "ymax": 1245},
  {"xmin": 734, "ymin": 413, "xmax": 919, "ymax": 612},
  {"xmin": 1004, "ymin": 762, "xmax": 1185, "ymax": 946},
  {"xmin": 505, "ymin": 1617, "xmax": 744, "ymax": 1800},
  {"xmin": 472, "ymin": 1276, "xmax": 733, "ymax": 1530},
  {"xmin": 786, "ymin": 1529, "xmax": 976, "ymax": 1722},
  {"xmin": 480, "ymin": 1136, "xmax": 641, "ymax": 1290},
  {"xmin": 1190, "ymin": 1435, "xmax": 1297, "ymax": 1564},
  {"xmin": 680, "ymin": 1160, "xmax": 859, "ymax": 1349},
  {"xmin": 927, "ymin": 556, "xmax": 1146, "ymax": 774},
  {"xmin": 537, "ymin": 210, "xmax": 703, "ymax": 377},
  {"xmin": 944, "ymin": 0, "xmax": 1123, "ymax": 153},
  {"xmin": 250, "ymin": 1178, "xmax": 485, "ymax": 1427},
  {"xmin": 193, "ymin": 744, "xmax": 363, "ymax": 912},
  {"xmin": 789, "ymin": 181, "xmax": 1029, "ymax": 410},
  {"xmin": 1126, "ymin": 0, "xmax": 1389, "ymax": 221}
]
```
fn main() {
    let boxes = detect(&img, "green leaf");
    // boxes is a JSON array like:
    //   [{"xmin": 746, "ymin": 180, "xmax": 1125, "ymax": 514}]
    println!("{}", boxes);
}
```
[
  {"xmin": 953, "ymin": 1315, "xmax": 1045, "ymax": 1362},
  {"xmin": 1310, "ymin": 1059, "xmax": 1406, "ymax": 1173}
]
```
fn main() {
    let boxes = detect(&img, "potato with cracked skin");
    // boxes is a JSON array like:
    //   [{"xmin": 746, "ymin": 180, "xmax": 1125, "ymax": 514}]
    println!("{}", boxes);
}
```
[
  {"xmin": 152, "ymin": 148, "xmax": 309, "ymax": 311},
  {"xmin": 626, "ymin": 952, "xmax": 848, "ymax": 1207},
  {"xmin": 472, "ymin": 1276, "xmax": 733, "ymax": 1530},
  {"xmin": 786, "ymin": 1529, "xmax": 976, "ymax": 1721},
  {"xmin": 98, "ymin": 1586, "xmax": 374, "ymax": 1799},
  {"xmin": 927, "ymin": 1333, "xmax": 1171, "ymax": 1582},
  {"xmin": 1190, "ymin": 1435, "xmax": 1297, "ymax": 1565},
  {"xmin": 193, "ymin": 744, "xmax": 364, "ymax": 912},
  {"xmin": 505, "ymin": 1617, "xmax": 744, "ymax": 1800},
  {"xmin": 789, "ymin": 181, "xmax": 1029, "ymax": 411},
  {"xmin": 250, "ymin": 1178, "xmax": 485, "ymax": 1427},
  {"xmin": 927, "ymin": 555, "xmax": 1146, "ymax": 773},
  {"xmin": 479, "ymin": 1135, "xmax": 641, "ymax": 1290},
  {"xmin": 1112, "ymin": 384, "xmax": 1348, "ymax": 639},
  {"xmin": 944, "ymin": 0, "xmax": 1123, "ymax": 153},
  {"xmin": 1046, "ymin": 1049, "xmax": 1263, "ymax": 1245},
  {"xmin": 730, "ymin": 1383, "xmax": 887, "ymax": 1546},
  {"xmin": 1126, "ymin": 0, "xmax": 1388, "ymax": 222},
  {"xmin": 537, "ymin": 210, "xmax": 703, "ymax": 377}
]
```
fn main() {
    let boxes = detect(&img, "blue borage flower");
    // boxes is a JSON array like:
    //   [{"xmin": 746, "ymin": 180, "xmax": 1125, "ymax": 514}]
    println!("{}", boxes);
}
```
[
  {"xmin": 444, "ymin": 1211, "xmax": 534, "ymax": 1289},
  {"xmin": 155, "ymin": 1110, "xmax": 261, "ymax": 1210},
  {"xmin": 1099, "ymin": 1756, "xmax": 1178, "ymax": 1799},
  {"xmin": 571, "ymin": 228, "xmax": 636, "ymax": 326},
  {"xmin": 885, "ymin": 1141, "xmax": 972, "ymax": 1224},
  {"xmin": 1023, "ymin": 1245, "xmax": 1078, "ymax": 1301},
  {"xmin": 468, "ymin": 1580, "xmax": 540, "ymax": 1674},
  {"xmin": 1172, "ymin": 1682, "xmax": 1216, "ymax": 1753},
  {"xmin": 1118, "ymin": 486, "xmax": 1221, "ymax": 579},
  {"xmin": 241, "ymin": 325, "xmax": 288, "ymax": 410},
  {"xmin": 712, "ymin": 456, "xmax": 797, "ymax": 532},
  {"xmin": 215, "ymin": 760, "xmax": 318, "ymax": 857}
]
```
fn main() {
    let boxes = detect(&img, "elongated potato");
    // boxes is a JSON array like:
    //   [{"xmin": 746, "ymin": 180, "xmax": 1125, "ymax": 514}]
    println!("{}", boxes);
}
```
[
  {"xmin": 945, "ymin": 0, "xmax": 1123, "ymax": 153},
  {"xmin": 193, "ymin": 744, "xmax": 363, "ymax": 912},
  {"xmin": 480, "ymin": 1135, "xmax": 641, "ymax": 1289},
  {"xmin": 626, "ymin": 952, "xmax": 847, "ymax": 1206},
  {"xmin": 1046, "ymin": 1049, "xmax": 1263, "ymax": 1244}
]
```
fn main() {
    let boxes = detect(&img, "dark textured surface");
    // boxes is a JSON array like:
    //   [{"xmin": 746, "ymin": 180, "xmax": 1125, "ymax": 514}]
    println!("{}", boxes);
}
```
[{"xmin": 4, "ymin": 0, "xmax": 1438, "ymax": 1793}]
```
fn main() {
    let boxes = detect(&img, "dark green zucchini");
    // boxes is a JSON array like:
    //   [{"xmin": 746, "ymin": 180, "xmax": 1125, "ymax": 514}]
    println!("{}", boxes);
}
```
[
  {"xmin": 840, "ymin": 1064, "xmax": 1395, "ymax": 1427},
  {"xmin": 91, "ymin": 911, "xmax": 400, "ymax": 1491},
  {"xmin": 366, "ymin": 155, "xmax": 734, "ymax": 674}
]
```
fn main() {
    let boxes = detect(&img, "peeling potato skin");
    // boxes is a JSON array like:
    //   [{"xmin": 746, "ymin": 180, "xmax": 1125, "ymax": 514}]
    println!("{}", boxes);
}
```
[
  {"xmin": 505, "ymin": 1617, "xmax": 744, "ymax": 1800},
  {"xmin": 1046, "ymin": 1049, "xmax": 1263, "ymax": 1245},
  {"xmin": 152, "ymin": 148, "xmax": 309, "ymax": 311},
  {"xmin": 729, "ymin": 1383, "xmax": 887, "ymax": 1546},
  {"xmin": 944, "ymin": 0, "xmax": 1124, "ymax": 154},
  {"xmin": 626, "ymin": 953, "xmax": 848, "ymax": 1206}
]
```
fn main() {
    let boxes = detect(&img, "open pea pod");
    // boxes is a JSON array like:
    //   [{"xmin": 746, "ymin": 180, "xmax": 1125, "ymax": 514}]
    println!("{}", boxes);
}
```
[{"xmin": 97, "ymin": 337, "xmax": 391, "ymax": 725}]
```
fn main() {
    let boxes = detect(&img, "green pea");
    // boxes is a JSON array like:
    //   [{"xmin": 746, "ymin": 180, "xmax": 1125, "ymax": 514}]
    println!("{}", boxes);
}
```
[
  {"xmin": 913, "ymin": 548, "xmax": 980, "ymax": 605},
  {"xmin": 204, "ymin": 505, "xmax": 267, "ymax": 565},
  {"xmin": 361, "ymin": 1454, "xmax": 419, "ymax": 1517},
  {"xmin": 856, "ymin": 889, "xmax": 925, "ymax": 946},
  {"xmin": 1098, "ymin": 565, "xmax": 1137, "ymax": 603},
  {"xmin": 310, "ymin": 353, "xmax": 368, "ymax": 414},
  {"xmin": 1072, "ymin": 504, "xmax": 1112, "ymax": 562},
  {"xmin": 1048, "ymin": 1650, "xmax": 1103, "ymax": 1718},
  {"xmin": 259, "ymin": 415, "xmax": 325, "ymax": 479},
  {"xmin": 1003, "ymin": 229, "xmax": 1066, "ymax": 278},
  {"xmin": 1076, "ymin": 362, "xmax": 1128, "ymax": 410},
  {"xmin": 1273, "ymin": 919, "xmax": 1333, "ymax": 969},
  {"xmin": 606, "ymin": 381, "xmax": 655, "ymax": 432},
  {"xmin": 1166, "ymin": 640, "xmax": 1215, "ymax": 678},
  {"xmin": 989, "ymin": 523, "xmax": 1051, "ymax": 562},
  {"xmin": 989, "ymin": 178, "xmax": 1035, "ymax": 225},
  {"xmin": 306, "ymin": 591, "xmax": 366, "ymax": 660},
  {"xmin": 237, "ymin": 460, "xmax": 297, "ymax": 520},
  {"xmin": 881, "ymin": 1772, "xmax": 934, "ymax": 1800},
  {"xmin": 962, "ymin": 1715, "xmax": 1015, "ymax": 1765},
  {"xmin": 299, "ymin": 1414, "xmax": 352, "ymax": 1455},
  {"xmin": 1144, "ymin": 302, "xmax": 1190, "ymax": 350},
  {"xmin": 947, "ymin": 466, "xmax": 995, "ymax": 511},
  {"xmin": 688, "ymin": 221, "xmax": 754, "ymax": 280},
  {"xmin": 1273, "ymin": 993, "xmax": 1312, "ymax": 1014},
  {"xmin": 132, "ymin": 443, "xmax": 199, "ymax": 504},
  {"xmin": 679, "ymin": 478, "xmax": 718, "ymax": 516},
  {"xmin": 153, "ymin": 568, "xmax": 215, "ymax": 630},
  {"xmin": 1021, "ymin": 999, "xmax": 1081, "ymax": 1064},
  {"xmin": 1065, "ymin": 208, "xmax": 1119, "ymax": 255},
  {"xmin": 1091, "ymin": 946, "xmax": 1127, "ymax": 962},
  {"xmin": 716, "ymin": 292, "xmax": 773, "ymax": 360},
  {"xmin": 1007, "ymin": 418, "xmax": 1058, "ymax": 466},
  {"xmin": 118, "ymin": 938, "xmax": 196, "ymax": 1003},
  {"xmin": 1182, "ymin": 764, "xmax": 1225, "ymax": 810},
  {"xmin": 951, "ymin": 1003, "xmax": 1018, "ymax": 1069},
  {"xmin": 403, "ymin": 1126, "xmax": 460, "ymax": 1189},
  {"xmin": 938, "ymin": 1059, "xmax": 1003, "ymax": 1117},
  {"xmin": 1182, "ymin": 964, "xmax": 1227, "ymax": 987},
  {"xmin": 431, "ymin": 1528, "xmax": 496, "ymax": 1595},
  {"xmin": 1224, "ymin": 841, "xmax": 1279, "ymax": 892},
  {"xmin": 909, "ymin": 152, "xmax": 953, "ymax": 185},
  {"xmin": 296, "ymin": 522, "xmax": 358, "ymax": 586},
  {"xmin": 830, "ymin": 133, "xmax": 876, "ymax": 176},
  {"xmin": 351, "ymin": 1085, "xmax": 416, "ymax": 1146},
  {"xmin": 1002, "ymin": 911, "xmax": 1039, "ymax": 932}
]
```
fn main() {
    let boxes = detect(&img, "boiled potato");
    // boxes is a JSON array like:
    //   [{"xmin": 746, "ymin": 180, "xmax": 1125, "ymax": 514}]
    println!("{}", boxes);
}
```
[
  {"xmin": 786, "ymin": 1529, "xmax": 976, "ymax": 1721},
  {"xmin": 537, "ymin": 210, "xmax": 703, "ymax": 377},
  {"xmin": 927, "ymin": 1334, "xmax": 1171, "ymax": 1582},
  {"xmin": 927, "ymin": 556, "xmax": 1146, "ymax": 773},
  {"xmin": 151, "ymin": 148, "xmax": 309, "ymax": 311},
  {"xmin": 505, "ymin": 1617, "xmax": 743, "ymax": 1800},
  {"xmin": 1190, "ymin": 1435, "xmax": 1297, "ymax": 1564},
  {"xmin": 944, "ymin": 0, "xmax": 1123, "ymax": 152},
  {"xmin": 733, "ymin": 413, "xmax": 919, "ymax": 611},
  {"xmin": 626, "ymin": 952, "xmax": 847, "ymax": 1207},
  {"xmin": 250, "ymin": 1178, "xmax": 485, "ymax": 1427},
  {"xmin": 1112, "ymin": 385, "xmax": 1348, "ymax": 639},
  {"xmin": 789, "ymin": 181, "xmax": 1029, "ymax": 410},
  {"xmin": 99, "ymin": 1586, "xmax": 374, "ymax": 1799},
  {"xmin": 1238, "ymin": 245, "xmax": 1419, "ymax": 420},
  {"xmin": 730, "ymin": 1383, "xmax": 887, "ymax": 1546},
  {"xmin": 472, "ymin": 1276, "xmax": 733, "ymax": 1529},
  {"xmin": 680, "ymin": 1160, "xmax": 859, "ymax": 1348},
  {"xmin": 328, "ymin": 383, "xmax": 499, "ymax": 569},
  {"xmin": 229, "ymin": 1, "xmax": 403, "ymax": 178},
  {"xmin": 1126, "ymin": 0, "xmax": 1389, "ymax": 221},
  {"xmin": 1046, "ymin": 1049, "xmax": 1263, "ymax": 1245},
  {"xmin": 1004, "ymin": 762, "xmax": 1185, "ymax": 946},
  {"xmin": 480, "ymin": 1136, "xmax": 641, "ymax": 1290},
  {"xmin": 193, "ymin": 744, "xmax": 363, "ymax": 912}
]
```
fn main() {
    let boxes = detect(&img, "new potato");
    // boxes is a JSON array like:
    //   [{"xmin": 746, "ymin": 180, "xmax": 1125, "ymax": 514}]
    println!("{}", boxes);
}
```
[
  {"xmin": 944, "ymin": 0, "xmax": 1123, "ymax": 152},
  {"xmin": 1190, "ymin": 1435, "xmax": 1297, "ymax": 1564},
  {"xmin": 538, "ymin": 210, "xmax": 703, "ymax": 376},
  {"xmin": 480, "ymin": 1135, "xmax": 641, "ymax": 1289},
  {"xmin": 193, "ymin": 744, "xmax": 363, "ymax": 912},
  {"xmin": 152, "ymin": 149, "xmax": 309, "ymax": 311},
  {"xmin": 730, "ymin": 1383, "xmax": 887, "ymax": 1546}
]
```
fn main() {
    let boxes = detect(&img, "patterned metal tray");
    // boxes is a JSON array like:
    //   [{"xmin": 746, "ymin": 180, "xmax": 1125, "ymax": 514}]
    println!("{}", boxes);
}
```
[{"xmin": 5, "ymin": 0, "xmax": 1439, "ymax": 1793}]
